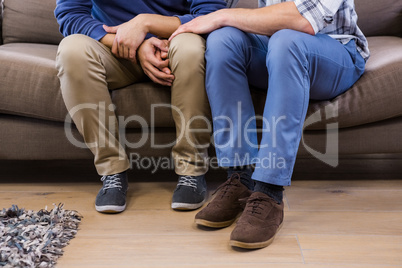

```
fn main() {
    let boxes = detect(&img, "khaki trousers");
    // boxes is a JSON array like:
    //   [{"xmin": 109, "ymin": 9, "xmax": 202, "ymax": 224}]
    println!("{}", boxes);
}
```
[{"xmin": 56, "ymin": 33, "xmax": 211, "ymax": 176}]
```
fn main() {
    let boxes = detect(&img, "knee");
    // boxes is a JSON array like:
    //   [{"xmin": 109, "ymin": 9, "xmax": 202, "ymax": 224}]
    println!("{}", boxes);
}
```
[
  {"xmin": 205, "ymin": 27, "xmax": 245, "ymax": 62},
  {"xmin": 169, "ymin": 33, "xmax": 206, "ymax": 66},
  {"xmin": 267, "ymin": 29, "xmax": 308, "ymax": 62},
  {"xmin": 56, "ymin": 34, "xmax": 98, "ymax": 72},
  {"xmin": 206, "ymin": 27, "xmax": 243, "ymax": 48},
  {"xmin": 268, "ymin": 29, "xmax": 307, "ymax": 53}
]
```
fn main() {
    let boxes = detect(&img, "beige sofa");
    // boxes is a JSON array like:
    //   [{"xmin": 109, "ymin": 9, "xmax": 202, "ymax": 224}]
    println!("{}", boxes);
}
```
[{"xmin": 0, "ymin": 0, "xmax": 401, "ymax": 173}]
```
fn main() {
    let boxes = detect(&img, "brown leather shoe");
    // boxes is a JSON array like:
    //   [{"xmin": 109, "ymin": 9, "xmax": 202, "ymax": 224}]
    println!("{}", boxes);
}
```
[
  {"xmin": 229, "ymin": 191, "xmax": 284, "ymax": 249},
  {"xmin": 194, "ymin": 173, "xmax": 252, "ymax": 228}
]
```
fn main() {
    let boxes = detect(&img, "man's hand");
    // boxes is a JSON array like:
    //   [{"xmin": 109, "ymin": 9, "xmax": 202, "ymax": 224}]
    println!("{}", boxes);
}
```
[
  {"xmin": 170, "ymin": 3, "xmax": 314, "ymax": 40},
  {"xmin": 169, "ymin": 12, "xmax": 223, "ymax": 41},
  {"xmin": 103, "ymin": 15, "xmax": 149, "ymax": 63},
  {"xmin": 137, "ymin": 37, "xmax": 174, "ymax": 86}
]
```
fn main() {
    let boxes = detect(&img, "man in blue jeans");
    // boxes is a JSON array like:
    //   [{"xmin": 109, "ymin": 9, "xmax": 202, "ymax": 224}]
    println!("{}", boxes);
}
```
[{"xmin": 170, "ymin": 0, "xmax": 369, "ymax": 249}]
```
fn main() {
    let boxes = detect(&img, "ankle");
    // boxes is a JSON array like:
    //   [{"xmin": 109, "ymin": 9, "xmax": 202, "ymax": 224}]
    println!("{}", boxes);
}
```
[
  {"xmin": 254, "ymin": 181, "xmax": 284, "ymax": 204},
  {"xmin": 227, "ymin": 166, "xmax": 254, "ymax": 190}
]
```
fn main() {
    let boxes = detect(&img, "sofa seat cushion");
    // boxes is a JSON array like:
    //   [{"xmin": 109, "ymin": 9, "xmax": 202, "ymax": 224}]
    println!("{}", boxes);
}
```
[
  {"xmin": 112, "ymin": 83, "xmax": 175, "ymax": 128},
  {"xmin": 112, "ymin": 36, "xmax": 402, "ymax": 130},
  {"xmin": 0, "ymin": 43, "xmax": 68, "ymax": 122},
  {"xmin": 303, "ymin": 36, "xmax": 402, "ymax": 130},
  {"xmin": 0, "ymin": 43, "xmax": 175, "ymax": 127},
  {"xmin": 2, "ymin": 36, "xmax": 401, "ymax": 132}
]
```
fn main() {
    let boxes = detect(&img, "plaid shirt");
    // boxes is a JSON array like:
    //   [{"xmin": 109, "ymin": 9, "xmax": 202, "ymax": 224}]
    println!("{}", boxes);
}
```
[{"xmin": 259, "ymin": 0, "xmax": 370, "ymax": 60}]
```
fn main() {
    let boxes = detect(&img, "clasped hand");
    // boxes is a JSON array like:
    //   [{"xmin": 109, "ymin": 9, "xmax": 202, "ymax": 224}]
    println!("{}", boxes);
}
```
[{"xmin": 103, "ymin": 17, "xmax": 174, "ymax": 86}]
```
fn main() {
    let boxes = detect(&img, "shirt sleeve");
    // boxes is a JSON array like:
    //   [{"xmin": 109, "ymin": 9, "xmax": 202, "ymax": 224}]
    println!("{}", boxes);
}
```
[
  {"xmin": 176, "ymin": 0, "xmax": 228, "ymax": 24},
  {"xmin": 54, "ymin": 0, "xmax": 107, "ymax": 41},
  {"xmin": 293, "ymin": 0, "xmax": 344, "ymax": 34}
]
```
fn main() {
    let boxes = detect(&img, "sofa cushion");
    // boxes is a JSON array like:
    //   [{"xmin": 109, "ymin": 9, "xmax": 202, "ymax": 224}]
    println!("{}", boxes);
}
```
[
  {"xmin": 1, "ymin": 0, "xmax": 239, "ymax": 46},
  {"xmin": 355, "ymin": 0, "xmax": 402, "ymax": 38},
  {"xmin": 112, "ymin": 83, "xmax": 175, "ymax": 128},
  {"xmin": 250, "ymin": 37, "xmax": 402, "ymax": 131},
  {"xmin": 3, "ymin": 36, "xmax": 401, "ymax": 132},
  {"xmin": 303, "ymin": 36, "xmax": 402, "ymax": 130},
  {"xmin": 235, "ymin": 0, "xmax": 257, "ymax": 8},
  {"xmin": 226, "ymin": 0, "xmax": 239, "ymax": 8},
  {"xmin": 115, "ymin": 37, "xmax": 402, "ymax": 131},
  {"xmin": 2, "ymin": 0, "xmax": 63, "ymax": 45},
  {"xmin": 0, "ymin": 43, "xmax": 175, "ymax": 127},
  {"xmin": 0, "ymin": 43, "xmax": 67, "ymax": 121}
]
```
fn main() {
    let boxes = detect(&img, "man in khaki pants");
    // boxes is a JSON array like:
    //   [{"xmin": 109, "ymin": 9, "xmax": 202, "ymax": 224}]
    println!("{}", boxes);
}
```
[{"xmin": 54, "ymin": 0, "xmax": 229, "ymax": 213}]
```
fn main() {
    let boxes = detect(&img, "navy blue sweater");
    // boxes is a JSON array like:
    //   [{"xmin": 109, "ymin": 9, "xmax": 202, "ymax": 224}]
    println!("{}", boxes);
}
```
[{"xmin": 55, "ymin": 0, "xmax": 227, "ymax": 41}]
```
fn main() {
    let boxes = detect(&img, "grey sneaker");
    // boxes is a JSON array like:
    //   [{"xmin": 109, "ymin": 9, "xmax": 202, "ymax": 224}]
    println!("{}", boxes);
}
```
[
  {"xmin": 95, "ymin": 171, "xmax": 128, "ymax": 213},
  {"xmin": 171, "ymin": 175, "xmax": 207, "ymax": 210}
]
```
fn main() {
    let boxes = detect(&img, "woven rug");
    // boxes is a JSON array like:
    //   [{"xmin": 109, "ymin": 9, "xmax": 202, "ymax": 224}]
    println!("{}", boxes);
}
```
[{"xmin": 0, "ymin": 204, "xmax": 82, "ymax": 268}]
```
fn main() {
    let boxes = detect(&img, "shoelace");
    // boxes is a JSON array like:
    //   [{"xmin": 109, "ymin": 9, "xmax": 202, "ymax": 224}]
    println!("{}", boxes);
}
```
[
  {"xmin": 213, "ymin": 173, "xmax": 242, "ymax": 198},
  {"xmin": 101, "ymin": 174, "xmax": 123, "ymax": 190},
  {"xmin": 245, "ymin": 197, "xmax": 269, "ymax": 215},
  {"xmin": 177, "ymin": 176, "xmax": 197, "ymax": 189}
]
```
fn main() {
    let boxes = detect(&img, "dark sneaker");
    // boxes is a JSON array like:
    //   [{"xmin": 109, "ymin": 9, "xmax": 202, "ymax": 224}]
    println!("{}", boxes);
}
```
[
  {"xmin": 194, "ymin": 173, "xmax": 252, "ymax": 228},
  {"xmin": 230, "ymin": 191, "xmax": 284, "ymax": 249},
  {"xmin": 95, "ymin": 171, "xmax": 128, "ymax": 213},
  {"xmin": 171, "ymin": 175, "xmax": 207, "ymax": 210}
]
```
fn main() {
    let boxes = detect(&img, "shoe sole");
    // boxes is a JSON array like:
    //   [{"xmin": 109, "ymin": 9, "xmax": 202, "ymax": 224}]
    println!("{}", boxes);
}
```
[
  {"xmin": 171, "ymin": 201, "xmax": 205, "ymax": 211},
  {"xmin": 95, "ymin": 204, "xmax": 126, "ymax": 213},
  {"xmin": 195, "ymin": 218, "xmax": 237, "ymax": 228},
  {"xmin": 229, "ymin": 222, "xmax": 283, "ymax": 249}
]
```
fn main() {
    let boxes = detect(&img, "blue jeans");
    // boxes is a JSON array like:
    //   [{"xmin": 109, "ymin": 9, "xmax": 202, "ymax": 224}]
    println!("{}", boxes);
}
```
[{"xmin": 205, "ymin": 27, "xmax": 366, "ymax": 186}]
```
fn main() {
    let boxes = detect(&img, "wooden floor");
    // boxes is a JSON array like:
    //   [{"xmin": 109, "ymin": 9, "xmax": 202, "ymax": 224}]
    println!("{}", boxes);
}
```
[{"xmin": 1, "ymin": 159, "xmax": 402, "ymax": 267}]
